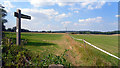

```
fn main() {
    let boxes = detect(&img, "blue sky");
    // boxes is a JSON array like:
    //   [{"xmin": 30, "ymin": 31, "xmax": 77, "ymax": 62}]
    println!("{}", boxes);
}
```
[{"xmin": 1, "ymin": 1, "xmax": 119, "ymax": 31}]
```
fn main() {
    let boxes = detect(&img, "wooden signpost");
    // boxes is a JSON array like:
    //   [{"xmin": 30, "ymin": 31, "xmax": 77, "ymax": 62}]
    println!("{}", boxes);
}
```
[{"xmin": 14, "ymin": 9, "xmax": 31, "ymax": 45}]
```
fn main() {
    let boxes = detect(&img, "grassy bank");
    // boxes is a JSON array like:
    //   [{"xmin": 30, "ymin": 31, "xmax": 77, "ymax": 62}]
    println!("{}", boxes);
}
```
[{"xmin": 70, "ymin": 34, "xmax": 119, "ymax": 66}]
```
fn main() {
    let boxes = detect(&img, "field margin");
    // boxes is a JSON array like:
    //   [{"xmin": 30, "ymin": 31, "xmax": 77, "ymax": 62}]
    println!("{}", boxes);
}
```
[{"xmin": 69, "ymin": 34, "xmax": 120, "ymax": 60}]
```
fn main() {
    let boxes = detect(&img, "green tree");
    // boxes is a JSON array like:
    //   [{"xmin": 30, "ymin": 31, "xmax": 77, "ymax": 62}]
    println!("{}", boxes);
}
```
[{"xmin": 0, "ymin": 8, "xmax": 7, "ymax": 31}]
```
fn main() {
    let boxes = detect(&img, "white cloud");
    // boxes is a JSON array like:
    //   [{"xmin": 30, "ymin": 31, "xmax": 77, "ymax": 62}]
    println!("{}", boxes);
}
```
[
  {"xmin": 61, "ymin": 21, "xmax": 72, "ymax": 26},
  {"xmin": 74, "ymin": 11, "xmax": 79, "ymax": 13},
  {"xmin": 69, "ymin": 1, "xmax": 106, "ymax": 11},
  {"xmin": 78, "ymin": 17, "xmax": 102, "ymax": 23},
  {"xmin": 57, "ymin": 2, "xmax": 75, "ymax": 6},
  {"xmin": 30, "ymin": 0, "xmax": 56, "ymax": 7},
  {"xmin": 19, "ymin": 8, "xmax": 70, "ymax": 30},
  {"xmin": 29, "ymin": 0, "xmax": 105, "ymax": 9},
  {"xmin": 81, "ymin": 1, "xmax": 106, "ymax": 10},
  {"xmin": 69, "ymin": 8, "xmax": 81, "ymax": 10},
  {"xmin": 115, "ymin": 15, "xmax": 120, "ymax": 17},
  {"xmin": 20, "ymin": 8, "xmax": 56, "ymax": 30},
  {"xmin": 89, "ymin": 2, "xmax": 106, "ymax": 10},
  {"xmin": 1, "ymin": 0, "xmax": 119, "ymax": 2},
  {"xmin": 3, "ymin": 1, "xmax": 15, "ymax": 12},
  {"xmin": 55, "ymin": 13, "xmax": 71, "ymax": 21},
  {"xmin": 37, "ymin": 9, "xmax": 59, "ymax": 16},
  {"xmin": 5, "ymin": 0, "xmax": 105, "ymax": 10},
  {"xmin": 74, "ymin": 23, "xmax": 87, "ymax": 26},
  {"xmin": 29, "ymin": 0, "xmax": 76, "ymax": 7},
  {"xmin": 21, "ymin": 8, "xmax": 62, "ymax": 20},
  {"xmin": 21, "ymin": 8, "xmax": 70, "ymax": 21}
]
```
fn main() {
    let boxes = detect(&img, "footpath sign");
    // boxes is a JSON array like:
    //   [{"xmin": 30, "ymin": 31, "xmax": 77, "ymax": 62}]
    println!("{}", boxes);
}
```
[{"xmin": 14, "ymin": 9, "xmax": 31, "ymax": 45}]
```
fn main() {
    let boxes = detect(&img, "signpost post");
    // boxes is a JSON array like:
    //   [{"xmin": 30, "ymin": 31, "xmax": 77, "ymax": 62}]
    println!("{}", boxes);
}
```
[{"xmin": 14, "ymin": 9, "xmax": 31, "ymax": 45}]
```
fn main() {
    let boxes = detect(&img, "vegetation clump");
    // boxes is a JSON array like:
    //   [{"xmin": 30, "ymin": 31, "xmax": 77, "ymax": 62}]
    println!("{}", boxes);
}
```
[{"xmin": 2, "ymin": 36, "xmax": 70, "ymax": 67}]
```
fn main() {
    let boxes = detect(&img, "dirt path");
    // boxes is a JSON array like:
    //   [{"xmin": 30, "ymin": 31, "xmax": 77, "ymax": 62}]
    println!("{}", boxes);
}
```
[
  {"xmin": 63, "ymin": 34, "xmax": 84, "ymax": 66},
  {"xmin": 48, "ymin": 33, "xmax": 84, "ymax": 66}
]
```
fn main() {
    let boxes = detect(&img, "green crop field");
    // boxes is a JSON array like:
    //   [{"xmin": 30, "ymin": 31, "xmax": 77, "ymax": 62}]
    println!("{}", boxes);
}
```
[
  {"xmin": 70, "ymin": 34, "xmax": 118, "ymax": 56},
  {"xmin": 4, "ymin": 32, "xmax": 119, "ymax": 66},
  {"xmin": 5, "ymin": 32, "xmax": 65, "ymax": 56},
  {"xmin": 70, "ymin": 34, "xmax": 119, "ymax": 66}
]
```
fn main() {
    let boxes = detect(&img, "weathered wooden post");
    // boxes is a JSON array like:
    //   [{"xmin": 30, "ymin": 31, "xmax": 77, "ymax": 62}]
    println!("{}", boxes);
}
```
[
  {"xmin": 16, "ymin": 9, "xmax": 21, "ymax": 45},
  {"xmin": 14, "ymin": 9, "xmax": 31, "ymax": 45}
]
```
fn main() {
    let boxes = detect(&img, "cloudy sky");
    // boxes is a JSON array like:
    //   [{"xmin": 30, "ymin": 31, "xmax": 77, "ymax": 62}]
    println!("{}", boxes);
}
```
[{"xmin": 1, "ymin": 0, "xmax": 119, "ymax": 31}]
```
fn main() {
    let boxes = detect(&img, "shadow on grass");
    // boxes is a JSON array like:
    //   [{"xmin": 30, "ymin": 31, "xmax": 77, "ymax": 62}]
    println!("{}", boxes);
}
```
[
  {"xmin": 26, "ymin": 42, "xmax": 56, "ymax": 46},
  {"xmin": 3, "ymin": 36, "xmax": 56, "ymax": 46}
]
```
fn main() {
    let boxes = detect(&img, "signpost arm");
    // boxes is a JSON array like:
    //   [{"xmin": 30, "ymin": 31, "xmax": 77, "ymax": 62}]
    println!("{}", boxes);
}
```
[
  {"xmin": 15, "ymin": 9, "xmax": 31, "ymax": 45},
  {"xmin": 16, "ymin": 9, "xmax": 21, "ymax": 45}
]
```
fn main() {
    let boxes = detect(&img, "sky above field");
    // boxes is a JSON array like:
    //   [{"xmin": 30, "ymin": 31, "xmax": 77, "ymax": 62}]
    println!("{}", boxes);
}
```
[{"xmin": 1, "ymin": 0, "xmax": 119, "ymax": 31}]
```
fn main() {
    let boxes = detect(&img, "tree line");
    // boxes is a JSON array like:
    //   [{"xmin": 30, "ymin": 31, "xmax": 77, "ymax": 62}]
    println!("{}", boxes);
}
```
[
  {"xmin": 5, "ymin": 27, "xmax": 120, "ymax": 34},
  {"xmin": 6, "ymin": 26, "xmax": 30, "ymax": 32},
  {"xmin": 53, "ymin": 31, "xmax": 120, "ymax": 35}
]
